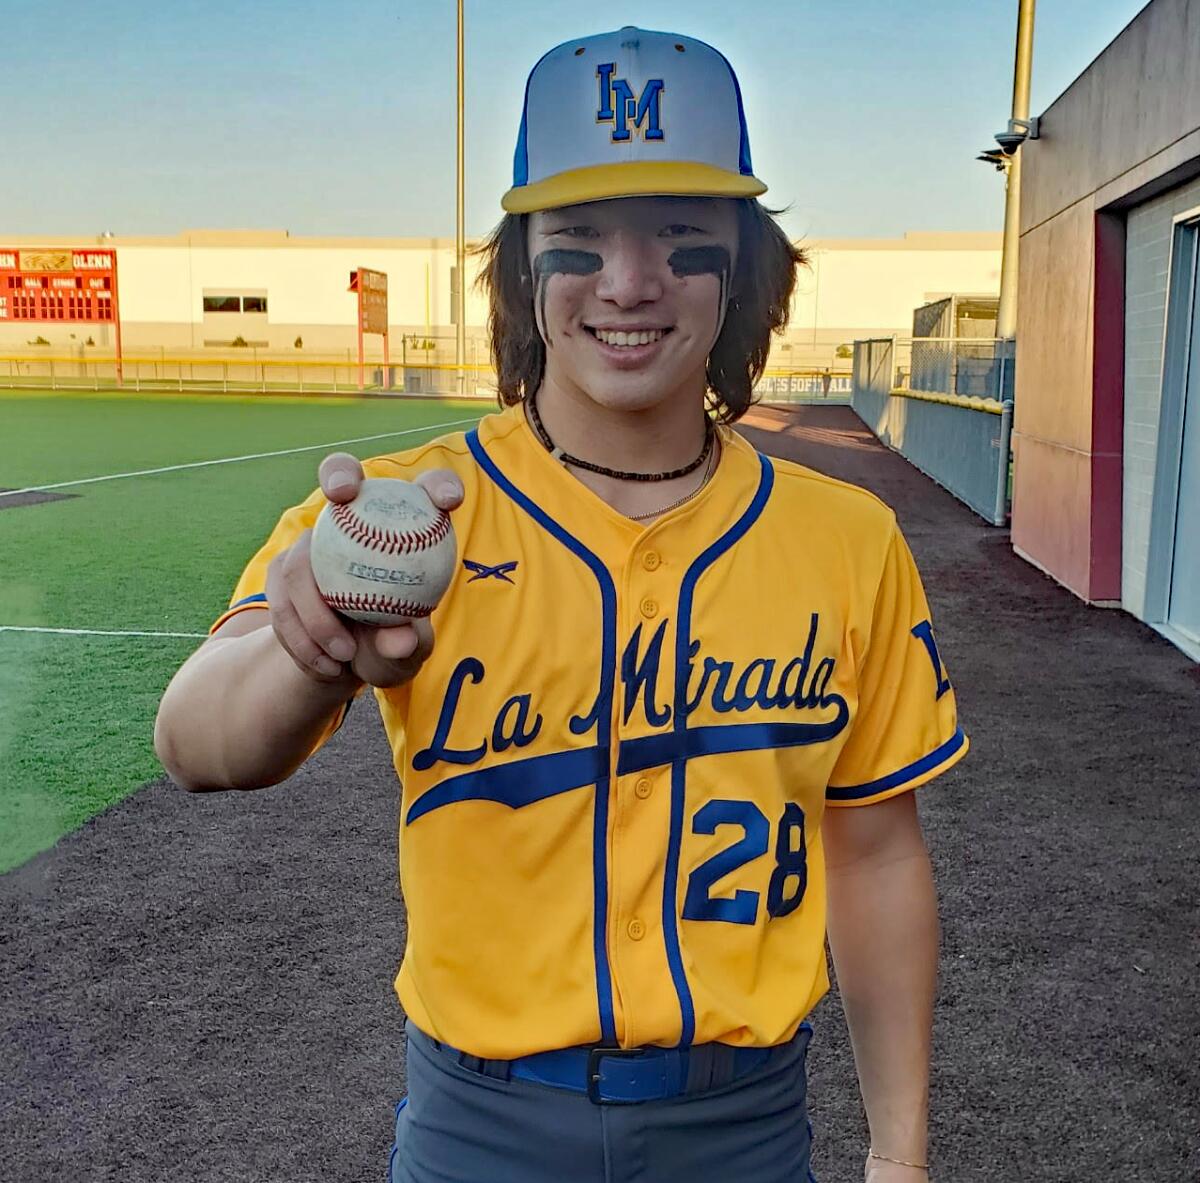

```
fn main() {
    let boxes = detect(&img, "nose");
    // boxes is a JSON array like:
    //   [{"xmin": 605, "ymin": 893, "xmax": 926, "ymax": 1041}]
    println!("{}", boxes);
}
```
[{"xmin": 593, "ymin": 231, "xmax": 664, "ymax": 308}]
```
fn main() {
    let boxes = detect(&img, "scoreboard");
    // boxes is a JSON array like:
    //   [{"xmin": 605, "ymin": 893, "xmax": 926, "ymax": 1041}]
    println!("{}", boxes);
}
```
[
  {"xmin": 349, "ymin": 267, "xmax": 387, "ymax": 334},
  {"xmin": 348, "ymin": 267, "xmax": 389, "ymax": 389},
  {"xmin": 0, "ymin": 248, "xmax": 119, "ymax": 324}
]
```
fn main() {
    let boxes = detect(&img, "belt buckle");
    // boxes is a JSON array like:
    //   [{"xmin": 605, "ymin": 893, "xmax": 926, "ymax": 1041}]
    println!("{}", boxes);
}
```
[{"xmin": 586, "ymin": 1045, "xmax": 647, "ymax": 1105}]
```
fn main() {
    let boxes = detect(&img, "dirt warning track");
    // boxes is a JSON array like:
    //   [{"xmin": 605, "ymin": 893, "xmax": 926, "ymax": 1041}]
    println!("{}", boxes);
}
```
[{"xmin": 1, "ymin": 404, "xmax": 1196, "ymax": 1182}]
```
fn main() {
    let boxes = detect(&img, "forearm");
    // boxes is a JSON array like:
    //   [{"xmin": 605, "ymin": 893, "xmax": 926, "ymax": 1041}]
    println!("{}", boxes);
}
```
[
  {"xmin": 154, "ymin": 625, "xmax": 359, "ymax": 791},
  {"xmin": 826, "ymin": 839, "xmax": 938, "ymax": 1164}
]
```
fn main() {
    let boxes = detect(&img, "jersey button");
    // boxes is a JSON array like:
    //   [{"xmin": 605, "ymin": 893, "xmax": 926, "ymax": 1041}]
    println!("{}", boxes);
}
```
[
  {"xmin": 627, "ymin": 919, "xmax": 646, "ymax": 941},
  {"xmin": 634, "ymin": 777, "xmax": 652, "ymax": 799},
  {"xmin": 642, "ymin": 551, "xmax": 661, "ymax": 571},
  {"xmin": 640, "ymin": 597, "xmax": 659, "ymax": 618}
]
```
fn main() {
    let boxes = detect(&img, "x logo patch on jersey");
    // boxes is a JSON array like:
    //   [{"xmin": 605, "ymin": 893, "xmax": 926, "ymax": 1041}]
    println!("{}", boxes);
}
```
[{"xmin": 463, "ymin": 559, "xmax": 519, "ymax": 584}]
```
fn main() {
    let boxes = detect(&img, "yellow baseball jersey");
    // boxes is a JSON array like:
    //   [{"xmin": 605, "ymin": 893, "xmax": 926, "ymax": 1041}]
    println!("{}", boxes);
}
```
[{"xmin": 214, "ymin": 403, "xmax": 967, "ymax": 1058}]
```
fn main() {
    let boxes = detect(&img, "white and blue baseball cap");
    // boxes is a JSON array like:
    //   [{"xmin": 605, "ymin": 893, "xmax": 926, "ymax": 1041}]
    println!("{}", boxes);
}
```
[{"xmin": 502, "ymin": 26, "xmax": 767, "ymax": 214}]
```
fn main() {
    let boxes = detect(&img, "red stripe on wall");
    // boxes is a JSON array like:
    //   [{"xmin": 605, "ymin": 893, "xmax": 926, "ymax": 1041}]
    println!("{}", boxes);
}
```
[{"xmin": 1090, "ymin": 209, "xmax": 1126, "ymax": 601}]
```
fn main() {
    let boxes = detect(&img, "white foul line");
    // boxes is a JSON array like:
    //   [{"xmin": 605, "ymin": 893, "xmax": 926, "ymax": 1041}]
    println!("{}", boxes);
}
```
[
  {"xmin": 0, "ymin": 415, "xmax": 481, "ymax": 500},
  {"xmin": 0, "ymin": 626, "xmax": 208, "ymax": 638}
]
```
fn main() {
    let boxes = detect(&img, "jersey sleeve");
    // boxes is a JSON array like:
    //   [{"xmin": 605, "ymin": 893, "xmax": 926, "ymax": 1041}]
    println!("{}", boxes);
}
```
[
  {"xmin": 210, "ymin": 485, "xmax": 328, "ymax": 635},
  {"xmin": 826, "ymin": 520, "xmax": 968, "ymax": 807},
  {"xmin": 209, "ymin": 484, "xmax": 358, "ymax": 755}
]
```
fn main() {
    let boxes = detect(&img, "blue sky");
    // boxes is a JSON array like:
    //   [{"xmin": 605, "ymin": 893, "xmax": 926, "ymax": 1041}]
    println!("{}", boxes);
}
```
[{"xmin": 3, "ymin": 0, "xmax": 1147, "ymax": 242}]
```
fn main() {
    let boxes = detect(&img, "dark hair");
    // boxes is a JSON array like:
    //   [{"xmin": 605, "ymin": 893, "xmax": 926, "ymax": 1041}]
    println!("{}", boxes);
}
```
[{"xmin": 475, "ymin": 198, "xmax": 807, "ymax": 423}]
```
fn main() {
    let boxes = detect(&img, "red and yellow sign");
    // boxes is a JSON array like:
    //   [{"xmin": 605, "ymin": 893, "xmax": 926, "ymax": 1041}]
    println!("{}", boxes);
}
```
[
  {"xmin": 0, "ymin": 247, "xmax": 118, "ymax": 323},
  {"xmin": 348, "ymin": 267, "xmax": 389, "ymax": 389},
  {"xmin": 349, "ymin": 267, "xmax": 388, "ymax": 335}
]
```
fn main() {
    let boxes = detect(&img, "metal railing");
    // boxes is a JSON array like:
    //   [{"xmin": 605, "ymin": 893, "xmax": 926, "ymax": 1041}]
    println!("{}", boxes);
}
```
[
  {"xmin": 851, "ymin": 337, "xmax": 1015, "ymax": 525},
  {"xmin": 0, "ymin": 352, "xmax": 841, "ymax": 404},
  {"xmin": 893, "ymin": 336, "xmax": 1015, "ymax": 402},
  {"xmin": 0, "ymin": 352, "xmax": 498, "ymax": 398}
]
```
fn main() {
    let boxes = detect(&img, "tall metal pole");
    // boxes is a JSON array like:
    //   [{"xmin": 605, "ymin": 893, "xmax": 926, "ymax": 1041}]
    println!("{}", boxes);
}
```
[
  {"xmin": 456, "ymin": 0, "xmax": 466, "ymax": 395},
  {"xmin": 996, "ymin": 0, "xmax": 1036, "ymax": 340}
]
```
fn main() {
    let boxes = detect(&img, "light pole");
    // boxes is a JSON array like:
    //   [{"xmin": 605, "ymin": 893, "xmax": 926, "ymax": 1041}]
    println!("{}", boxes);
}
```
[
  {"xmin": 455, "ymin": 0, "xmax": 466, "ymax": 396},
  {"xmin": 995, "ymin": 0, "xmax": 1037, "ymax": 340}
]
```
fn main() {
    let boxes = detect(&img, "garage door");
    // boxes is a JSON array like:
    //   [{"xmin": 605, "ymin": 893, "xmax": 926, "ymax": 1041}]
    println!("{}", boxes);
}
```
[
  {"xmin": 1124, "ymin": 177, "xmax": 1200, "ymax": 660},
  {"xmin": 1164, "ymin": 218, "xmax": 1200, "ymax": 648}
]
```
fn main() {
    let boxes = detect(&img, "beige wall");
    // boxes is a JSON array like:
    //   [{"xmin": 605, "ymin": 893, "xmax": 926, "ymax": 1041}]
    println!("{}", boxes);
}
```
[
  {"xmin": 0, "ymin": 227, "xmax": 999, "ymax": 371},
  {"xmin": 791, "ymin": 233, "xmax": 1001, "ymax": 349},
  {"xmin": 1022, "ymin": 0, "xmax": 1200, "ymax": 234},
  {"xmin": 1013, "ymin": 0, "xmax": 1200, "ymax": 602}
]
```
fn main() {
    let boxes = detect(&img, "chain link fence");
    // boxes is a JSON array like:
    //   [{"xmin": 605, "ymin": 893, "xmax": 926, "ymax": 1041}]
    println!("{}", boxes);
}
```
[{"xmin": 851, "ymin": 337, "xmax": 1015, "ymax": 525}]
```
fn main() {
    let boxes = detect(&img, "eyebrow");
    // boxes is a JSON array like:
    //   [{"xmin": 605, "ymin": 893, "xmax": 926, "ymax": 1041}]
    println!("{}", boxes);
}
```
[
  {"xmin": 536, "ymin": 200, "xmax": 726, "ymax": 235},
  {"xmin": 540, "ymin": 213, "xmax": 718, "ymax": 230}
]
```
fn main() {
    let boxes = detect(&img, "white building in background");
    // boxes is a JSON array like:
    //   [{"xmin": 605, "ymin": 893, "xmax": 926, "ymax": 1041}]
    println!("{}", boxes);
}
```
[
  {"xmin": 789, "ymin": 231, "xmax": 1002, "ymax": 366},
  {"xmin": 0, "ymin": 228, "xmax": 1000, "ymax": 372}
]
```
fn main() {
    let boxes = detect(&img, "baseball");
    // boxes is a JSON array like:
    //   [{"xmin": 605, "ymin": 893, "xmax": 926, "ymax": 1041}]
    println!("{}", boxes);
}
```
[{"xmin": 309, "ymin": 478, "xmax": 457, "ymax": 626}]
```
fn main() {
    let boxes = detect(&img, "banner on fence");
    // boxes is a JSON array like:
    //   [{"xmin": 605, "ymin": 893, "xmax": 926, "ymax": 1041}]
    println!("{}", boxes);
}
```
[{"xmin": 756, "ymin": 374, "xmax": 851, "ymax": 397}]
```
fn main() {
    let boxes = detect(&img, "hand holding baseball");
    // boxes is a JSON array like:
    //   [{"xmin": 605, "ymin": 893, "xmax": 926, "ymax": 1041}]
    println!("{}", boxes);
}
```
[{"xmin": 265, "ymin": 452, "xmax": 463, "ymax": 689}]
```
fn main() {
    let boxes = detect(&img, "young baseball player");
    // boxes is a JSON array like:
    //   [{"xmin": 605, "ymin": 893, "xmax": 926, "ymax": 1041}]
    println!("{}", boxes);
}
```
[{"xmin": 155, "ymin": 26, "xmax": 966, "ymax": 1183}]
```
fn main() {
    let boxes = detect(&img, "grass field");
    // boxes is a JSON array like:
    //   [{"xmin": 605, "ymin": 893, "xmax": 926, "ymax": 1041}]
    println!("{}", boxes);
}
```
[{"xmin": 0, "ymin": 389, "xmax": 485, "ymax": 873}]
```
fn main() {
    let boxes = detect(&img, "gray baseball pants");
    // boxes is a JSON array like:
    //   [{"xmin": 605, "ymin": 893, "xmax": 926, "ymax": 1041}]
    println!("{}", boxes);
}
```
[{"xmin": 388, "ymin": 1023, "xmax": 816, "ymax": 1183}]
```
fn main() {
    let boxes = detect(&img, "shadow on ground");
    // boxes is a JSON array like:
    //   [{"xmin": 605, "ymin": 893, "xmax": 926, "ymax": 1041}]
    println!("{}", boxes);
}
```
[{"xmin": 2, "ymin": 405, "xmax": 1197, "ymax": 1182}]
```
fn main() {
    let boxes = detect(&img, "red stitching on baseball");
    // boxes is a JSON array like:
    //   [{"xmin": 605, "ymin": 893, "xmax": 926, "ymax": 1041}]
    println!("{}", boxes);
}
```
[
  {"xmin": 330, "ymin": 500, "xmax": 452, "ymax": 556},
  {"xmin": 322, "ymin": 591, "xmax": 435, "ymax": 619}
]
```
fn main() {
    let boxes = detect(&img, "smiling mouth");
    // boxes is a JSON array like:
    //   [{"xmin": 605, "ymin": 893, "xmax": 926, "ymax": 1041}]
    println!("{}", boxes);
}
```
[{"xmin": 585, "ymin": 326, "xmax": 673, "ymax": 348}]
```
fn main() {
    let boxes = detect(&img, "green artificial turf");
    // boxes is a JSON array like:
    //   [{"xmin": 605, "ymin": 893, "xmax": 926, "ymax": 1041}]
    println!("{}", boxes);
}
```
[{"xmin": 0, "ymin": 390, "xmax": 484, "ymax": 872}]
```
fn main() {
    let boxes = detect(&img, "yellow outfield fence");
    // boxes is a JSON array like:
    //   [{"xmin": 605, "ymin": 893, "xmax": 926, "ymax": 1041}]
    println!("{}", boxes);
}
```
[
  {"xmin": 0, "ymin": 353, "xmax": 497, "ymax": 398},
  {"xmin": 0, "ymin": 352, "xmax": 852, "ymax": 403},
  {"xmin": 889, "ymin": 386, "xmax": 1006, "ymax": 415}
]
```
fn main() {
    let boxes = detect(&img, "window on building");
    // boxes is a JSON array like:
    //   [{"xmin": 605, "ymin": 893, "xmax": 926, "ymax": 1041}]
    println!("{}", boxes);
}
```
[
  {"xmin": 241, "ymin": 296, "xmax": 268, "ymax": 313},
  {"xmin": 203, "ymin": 295, "xmax": 242, "ymax": 313}
]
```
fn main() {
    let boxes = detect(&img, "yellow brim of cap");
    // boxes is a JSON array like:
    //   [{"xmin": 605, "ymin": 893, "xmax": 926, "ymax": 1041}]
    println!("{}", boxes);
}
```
[{"xmin": 501, "ymin": 161, "xmax": 767, "ymax": 214}]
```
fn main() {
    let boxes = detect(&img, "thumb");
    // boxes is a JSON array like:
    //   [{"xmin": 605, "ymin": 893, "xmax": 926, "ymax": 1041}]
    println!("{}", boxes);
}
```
[
  {"xmin": 413, "ymin": 467, "xmax": 465, "ymax": 513},
  {"xmin": 318, "ymin": 452, "xmax": 365, "ymax": 503}
]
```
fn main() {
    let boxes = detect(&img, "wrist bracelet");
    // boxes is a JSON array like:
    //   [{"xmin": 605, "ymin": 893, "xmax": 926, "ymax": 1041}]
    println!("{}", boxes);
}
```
[{"xmin": 868, "ymin": 1148, "xmax": 929, "ymax": 1170}]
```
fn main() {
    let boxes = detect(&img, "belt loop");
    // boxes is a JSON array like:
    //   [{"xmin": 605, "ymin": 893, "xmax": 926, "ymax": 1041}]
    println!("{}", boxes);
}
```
[
  {"xmin": 483, "ymin": 1057, "xmax": 512, "ymax": 1082},
  {"xmin": 708, "ymin": 1043, "xmax": 738, "ymax": 1089},
  {"xmin": 686, "ymin": 1045, "xmax": 711, "ymax": 1093},
  {"xmin": 685, "ymin": 1044, "xmax": 725, "ymax": 1092},
  {"xmin": 457, "ymin": 1052, "xmax": 511, "ymax": 1082}
]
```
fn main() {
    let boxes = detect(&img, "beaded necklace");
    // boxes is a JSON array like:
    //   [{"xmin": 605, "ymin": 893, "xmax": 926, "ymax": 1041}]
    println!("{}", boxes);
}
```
[{"xmin": 527, "ymin": 391, "xmax": 714, "ymax": 482}]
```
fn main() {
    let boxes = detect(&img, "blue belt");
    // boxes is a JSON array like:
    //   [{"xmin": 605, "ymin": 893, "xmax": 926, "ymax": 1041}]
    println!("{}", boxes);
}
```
[{"xmin": 421, "ymin": 1029, "xmax": 791, "ymax": 1105}]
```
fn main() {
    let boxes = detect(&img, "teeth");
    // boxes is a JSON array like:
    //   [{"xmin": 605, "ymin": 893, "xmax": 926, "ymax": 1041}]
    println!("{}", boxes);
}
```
[{"xmin": 594, "ymin": 328, "xmax": 664, "ymax": 347}]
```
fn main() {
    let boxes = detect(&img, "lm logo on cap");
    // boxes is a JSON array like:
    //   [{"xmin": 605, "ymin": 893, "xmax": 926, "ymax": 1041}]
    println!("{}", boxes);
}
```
[{"xmin": 596, "ymin": 63, "xmax": 664, "ymax": 143}]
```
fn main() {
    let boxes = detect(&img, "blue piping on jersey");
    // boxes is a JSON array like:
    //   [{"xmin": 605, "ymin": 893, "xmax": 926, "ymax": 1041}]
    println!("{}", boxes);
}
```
[
  {"xmin": 665, "ymin": 452, "xmax": 775, "ymax": 1048},
  {"xmin": 231, "ymin": 592, "xmax": 268, "ymax": 609},
  {"xmin": 406, "ymin": 713, "xmax": 848, "ymax": 823},
  {"xmin": 827, "ymin": 726, "xmax": 967, "ymax": 801},
  {"xmin": 616, "ymin": 712, "xmax": 849, "ymax": 777},
  {"xmin": 465, "ymin": 428, "xmax": 618, "ymax": 1045},
  {"xmin": 403, "ymin": 705, "xmax": 844, "ymax": 825},
  {"xmin": 405, "ymin": 745, "xmax": 608, "ymax": 824}
]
